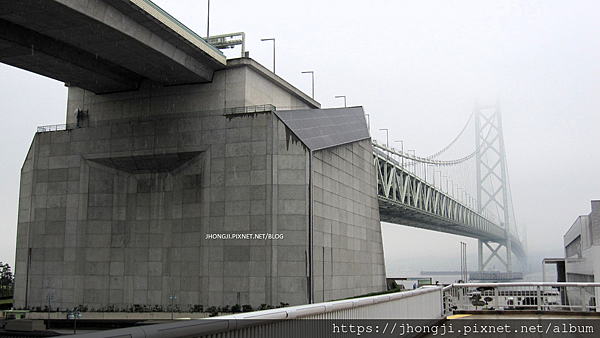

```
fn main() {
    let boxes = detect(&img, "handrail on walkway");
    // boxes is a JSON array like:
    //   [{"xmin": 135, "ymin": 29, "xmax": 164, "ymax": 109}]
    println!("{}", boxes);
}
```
[
  {"xmin": 72, "ymin": 286, "xmax": 443, "ymax": 337},
  {"xmin": 443, "ymin": 282, "xmax": 600, "ymax": 315}
]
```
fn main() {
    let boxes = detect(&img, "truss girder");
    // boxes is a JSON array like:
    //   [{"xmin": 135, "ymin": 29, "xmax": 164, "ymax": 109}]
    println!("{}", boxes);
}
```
[
  {"xmin": 374, "ymin": 151, "xmax": 527, "ymax": 264},
  {"xmin": 375, "ymin": 153, "xmax": 505, "ymax": 241}
]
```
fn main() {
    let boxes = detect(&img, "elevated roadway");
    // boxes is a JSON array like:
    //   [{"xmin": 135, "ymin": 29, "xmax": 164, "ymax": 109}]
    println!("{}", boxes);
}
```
[
  {"xmin": 0, "ymin": 0, "xmax": 226, "ymax": 93},
  {"xmin": 0, "ymin": 0, "xmax": 526, "ymax": 272},
  {"xmin": 374, "ymin": 145, "xmax": 527, "ymax": 265}
]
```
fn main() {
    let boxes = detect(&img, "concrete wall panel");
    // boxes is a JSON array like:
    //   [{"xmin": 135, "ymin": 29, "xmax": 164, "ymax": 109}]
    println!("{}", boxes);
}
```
[{"xmin": 15, "ymin": 59, "xmax": 383, "ymax": 312}]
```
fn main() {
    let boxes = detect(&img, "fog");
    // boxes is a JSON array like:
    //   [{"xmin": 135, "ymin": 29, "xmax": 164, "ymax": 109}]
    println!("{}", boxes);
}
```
[{"xmin": 1, "ymin": 0, "xmax": 599, "ymax": 274}]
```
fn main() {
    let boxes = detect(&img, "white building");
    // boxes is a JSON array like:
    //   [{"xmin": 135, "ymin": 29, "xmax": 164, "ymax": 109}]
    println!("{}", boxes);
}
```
[{"xmin": 563, "ymin": 200, "xmax": 600, "ymax": 307}]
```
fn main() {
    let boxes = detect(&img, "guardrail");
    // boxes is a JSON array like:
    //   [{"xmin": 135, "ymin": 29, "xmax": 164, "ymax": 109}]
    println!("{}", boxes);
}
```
[
  {"xmin": 37, "ymin": 124, "xmax": 77, "ymax": 133},
  {"xmin": 72, "ymin": 287, "xmax": 443, "ymax": 337},
  {"xmin": 223, "ymin": 104, "xmax": 276, "ymax": 115},
  {"xmin": 443, "ymin": 282, "xmax": 600, "ymax": 315},
  {"xmin": 36, "ymin": 106, "xmax": 279, "ymax": 134}
]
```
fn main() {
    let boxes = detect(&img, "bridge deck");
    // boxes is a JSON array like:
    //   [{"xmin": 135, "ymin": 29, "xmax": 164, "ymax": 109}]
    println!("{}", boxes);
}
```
[
  {"xmin": 374, "ymin": 144, "xmax": 527, "ymax": 264},
  {"xmin": 0, "ymin": 0, "xmax": 226, "ymax": 93}
]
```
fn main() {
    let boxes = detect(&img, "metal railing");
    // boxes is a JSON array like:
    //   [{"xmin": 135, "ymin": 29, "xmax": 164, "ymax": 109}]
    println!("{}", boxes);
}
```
[
  {"xmin": 131, "ymin": 0, "xmax": 226, "ymax": 59},
  {"xmin": 72, "ymin": 287, "xmax": 443, "ymax": 338},
  {"xmin": 23, "ymin": 282, "xmax": 600, "ymax": 337},
  {"xmin": 36, "ymin": 105, "xmax": 279, "ymax": 134},
  {"xmin": 223, "ymin": 104, "xmax": 276, "ymax": 116},
  {"xmin": 443, "ymin": 282, "xmax": 600, "ymax": 315},
  {"xmin": 37, "ymin": 124, "xmax": 77, "ymax": 133}
]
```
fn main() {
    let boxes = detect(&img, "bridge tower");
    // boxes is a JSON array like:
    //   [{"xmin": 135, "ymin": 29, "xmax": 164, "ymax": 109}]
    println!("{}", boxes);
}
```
[{"xmin": 475, "ymin": 104, "xmax": 514, "ymax": 273}]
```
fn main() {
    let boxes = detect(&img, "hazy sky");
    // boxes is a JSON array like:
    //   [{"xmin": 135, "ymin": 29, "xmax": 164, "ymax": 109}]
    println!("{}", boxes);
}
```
[{"xmin": 1, "ymin": 0, "xmax": 599, "ymax": 274}]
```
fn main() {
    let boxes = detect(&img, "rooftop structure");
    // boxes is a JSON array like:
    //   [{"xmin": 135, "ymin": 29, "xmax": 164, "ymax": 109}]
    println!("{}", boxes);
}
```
[{"xmin": 563, "ymin": 200, "xmax": 600, "ymax": 307}]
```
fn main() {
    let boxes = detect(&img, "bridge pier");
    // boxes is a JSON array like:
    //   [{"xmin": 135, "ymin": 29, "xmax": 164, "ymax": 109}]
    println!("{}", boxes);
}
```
[{"xmin": 13, "ymin": 56, "xmax": 387, "ymax": 310}]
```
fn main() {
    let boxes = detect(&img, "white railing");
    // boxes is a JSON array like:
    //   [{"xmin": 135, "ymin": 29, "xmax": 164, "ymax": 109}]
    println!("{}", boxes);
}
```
[
  {"xmin": 72, "ymin": 286, "xmax": 443, "ymax": 337},
  {"xmin": 36, "ymin": 105, "xmax": 278, "ymax": 134},
  {"xmin": 37, "ymin": 123, "xmax": 76, "ymax": 132},
  {"xmin": 29, "ymin": 282, "xmax": 600, "ymax": 337},
  {"xmin": 443, "ymin": 282, "xmax": 600, "ymax": 315}
]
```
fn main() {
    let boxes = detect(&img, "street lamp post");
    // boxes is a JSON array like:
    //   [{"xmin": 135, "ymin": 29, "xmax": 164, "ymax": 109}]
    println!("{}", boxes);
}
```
[
  {"xmin": 261, "ymin": 38, "xmax": 275, "ymax": 73},
  {"xmin": 206, "ymin": 0, "xmax": 210, "ymax": 41},
  {"xmin": 45, "ymin": 293, "xmax": 53, "ymax": 329},
  {"xmin": 335, "ymin": 95, "xmax": 347, "ymax": 107},
  {"xmin": 169, "ymin": 293, "xmax": 177, "ymax": 320},
  {"xmin": 461, "ymin": 241, "xmax": 468, "ymax": 282},
  {"xmin": 427, "ymin": 164, "xmax": 434, "ymax": 185},
  {"xmin": 379, "ymin": 129, "xmax": 389, "ymax": 148},
  {"xmin": 395, "ymin": 140, "xmax": 404, "ymax": 169},
  {"xmin": 68, "ymin": 307, "xmax": 82, "ymax": 334},
  {"xmin": 408, "ymin": 150, "xmax": 416, "ymax": 174},
  {"xmin": 301, "ymin": 71, "xmax": 314, "ymax": 99},
  {"xmin": 443, "ymin": 176, "xmax": 448, "ymax": 193}
]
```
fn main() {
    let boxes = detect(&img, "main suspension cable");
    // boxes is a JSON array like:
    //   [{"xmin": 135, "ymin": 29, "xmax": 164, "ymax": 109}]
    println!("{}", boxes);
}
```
[{"xmin": 426, "ymin": 111, "xmax": 474, "ymax": 159}]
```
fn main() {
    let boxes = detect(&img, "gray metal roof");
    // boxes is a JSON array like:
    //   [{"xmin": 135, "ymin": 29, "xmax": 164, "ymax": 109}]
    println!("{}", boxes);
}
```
[{"xmin": 275, "ymin": 107, "xmax": 370, "ymax": 151}]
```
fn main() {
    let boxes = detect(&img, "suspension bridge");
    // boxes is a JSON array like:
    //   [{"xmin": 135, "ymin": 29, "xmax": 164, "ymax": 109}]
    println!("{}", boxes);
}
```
[
  {"xmin": 1, "ymin": 0, "xmax": 532, "ymax": 314},
  {"xmin": 373, "ymin": 104, "xmax": 527, "ymax": 274}
]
